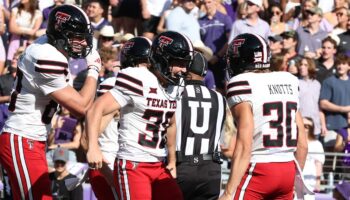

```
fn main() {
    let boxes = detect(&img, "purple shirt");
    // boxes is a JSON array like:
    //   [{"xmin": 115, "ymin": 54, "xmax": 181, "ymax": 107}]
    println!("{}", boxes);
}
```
[
  {"xmin": 337, "ymin": 128, "xmax": 350, "ymax": 166},
  {"xmin": 223, "ymin": 2, "xmax": 237, "ymax": 23},
  {"xmin": 199, "ymin": 11, "xmax": 232, "ymax": 54},
  {"xmin": 41, "ymin": 5, "xmax": 55, "ymax": 29},
  {"xmin": 54, "ymin": 116, "xmax": 78, "ymax": 144},
  {"xmin": 204, "ymin": 69, "xmax": 216, "ymax": 90}
]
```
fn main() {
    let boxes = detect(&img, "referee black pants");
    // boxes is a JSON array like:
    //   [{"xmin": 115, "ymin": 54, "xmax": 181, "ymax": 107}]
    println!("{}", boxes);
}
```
[{"xmin": 176, "ymin": 161, "xmax": 221, "ymax": 200}]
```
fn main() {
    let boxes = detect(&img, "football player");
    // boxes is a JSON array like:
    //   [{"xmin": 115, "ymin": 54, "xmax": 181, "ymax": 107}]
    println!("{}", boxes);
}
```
[
  {"xmin": 86, "ymin": 31, "xmax": 193, "ymax": 200},
  {"xmin": 219, "ymin": 33, "xmax": 308, "ymax": 200},
  {"xmin": 85, "ymin": 36, "xmax": 153, "ymax": 200},
  {"xmin": 0, "ymin": 5, "xmax": 101, "ymax": 200}
]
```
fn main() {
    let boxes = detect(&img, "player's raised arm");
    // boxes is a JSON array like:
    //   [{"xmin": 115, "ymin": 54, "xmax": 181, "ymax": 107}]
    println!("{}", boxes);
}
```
[{"xmin": 50, "ymin": 49, "xmax": 101, "ymax": 118}]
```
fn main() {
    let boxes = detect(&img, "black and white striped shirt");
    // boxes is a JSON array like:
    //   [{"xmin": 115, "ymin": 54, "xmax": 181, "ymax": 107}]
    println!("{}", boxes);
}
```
[{"xmin": 175, "ymin": 80, "xmax": 226, "ymax": 156}]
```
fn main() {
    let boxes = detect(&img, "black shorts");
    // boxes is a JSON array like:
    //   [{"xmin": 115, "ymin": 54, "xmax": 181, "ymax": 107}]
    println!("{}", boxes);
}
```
[
  {"xmin": 176, "ymin": 161, "xmax": 221, "ymax": 200},
  {"xmin": 142, "ymin": 15, "xmax": 160, "ymax": 34}
]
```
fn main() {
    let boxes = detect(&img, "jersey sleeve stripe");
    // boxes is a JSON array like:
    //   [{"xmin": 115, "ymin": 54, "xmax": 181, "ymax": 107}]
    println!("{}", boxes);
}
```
[
  {"xmin": 227, "ymin": 81, "xmax": 249, "ymax": 89},
  {"xmin": 34, "ymin": 67, "xmax": 67, "ymax": 74},
  {"xmin": 115, "ymin": 80, "xmax": 143, "ymax": 96},
  {"xmin": 99, "ymin": 85, "xmax": 114, "ymax": 90},
  {"xmin": 117, "ymin": 73, "xmax": 143, "ymax": 87},
  {"xmin": 227, "ymin": 89, "xmax": 252, "ymax": 98},
  {"xmin": 37, "ymin": 60, "xmax": 68, "ymax": 68}
]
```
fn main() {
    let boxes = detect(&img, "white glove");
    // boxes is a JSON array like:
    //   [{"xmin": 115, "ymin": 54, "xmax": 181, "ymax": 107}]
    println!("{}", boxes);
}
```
[{"xmin": 86, "ymin": 49, "xmax": 101, "ymax": 79}]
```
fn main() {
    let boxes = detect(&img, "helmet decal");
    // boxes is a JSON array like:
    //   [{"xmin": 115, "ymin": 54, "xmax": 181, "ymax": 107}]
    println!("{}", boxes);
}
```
[
  {"xmin": 232, "ymin": 38, "xmax": 245, "ymax": 58},
  {"xmin": 55, "ymin": 11, "xmax": 71, "ymax": 28},
  {"xmin": 123, "ymin": 41, "xmax": 135, "ymax": 52},
  {"xmin": 158, "ymin": 35, "xmax": 173, "ymax": 49}
]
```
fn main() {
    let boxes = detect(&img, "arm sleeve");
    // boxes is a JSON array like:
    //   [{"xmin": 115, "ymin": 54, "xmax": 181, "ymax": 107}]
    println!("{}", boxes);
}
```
[
  {"xmin": 109, "ymin": 71, "xmax": 144, "ymax": 108},
  {"xmin": 319, "ymin": 79, "xmax": 332, "ymax": 101},
  {"xmin": 226, "ymin": 75, "xmax": 253, "ymax": 108},
  {"xmin": 34, "ymin": 59, "xmax": 69, "ymax": 95}
]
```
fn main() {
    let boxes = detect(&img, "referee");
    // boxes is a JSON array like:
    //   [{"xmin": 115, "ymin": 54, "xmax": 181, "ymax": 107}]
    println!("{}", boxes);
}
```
[{"xmin": 169, "ymin": 51, "xmax": 226, "ymax": 200}]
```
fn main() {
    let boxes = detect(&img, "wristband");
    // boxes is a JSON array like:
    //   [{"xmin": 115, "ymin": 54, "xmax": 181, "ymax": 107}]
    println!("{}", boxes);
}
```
[{"xmin": 87, "ymin": 68, "xmax": 99, "ymax": 80}]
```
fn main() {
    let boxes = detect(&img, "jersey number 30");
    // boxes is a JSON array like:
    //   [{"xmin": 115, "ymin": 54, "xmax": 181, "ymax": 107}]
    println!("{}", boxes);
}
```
[{"xmin": 263, "ymin": 102, "xmax": 298, "ymax": 147}]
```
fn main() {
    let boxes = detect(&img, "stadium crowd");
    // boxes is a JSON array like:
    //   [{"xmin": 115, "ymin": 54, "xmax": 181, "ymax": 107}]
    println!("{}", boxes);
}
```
[{"xmin": 0, "ymin": 0, "xmax": 349, "ymax": 199}]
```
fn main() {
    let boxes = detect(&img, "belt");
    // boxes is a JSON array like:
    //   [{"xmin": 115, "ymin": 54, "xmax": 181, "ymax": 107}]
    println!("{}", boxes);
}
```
[{"xmin": 176, "ymin": 151, "xmax": 222, "ymax": 164}]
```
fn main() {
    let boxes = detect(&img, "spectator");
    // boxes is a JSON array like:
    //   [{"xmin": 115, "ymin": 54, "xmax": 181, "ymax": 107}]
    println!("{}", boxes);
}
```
[
  {"xmin": 141, "ymin": 0, "xmax": 172, "ymax": 40},
  {"xmin": 291, "ymin": 0, "xmax": 333, "ymax": 33},
  {"xmin": 86, "ymin": 0, "xmax": 109, "ymax": 33},
  {"xmin": 297, "ymin": 57, "xmax": 325, "ymax": 137},
  {"xmin": 111, "ymin": 0, "xmax": 142, "ymax": 35},
  {"xmin": 46, "ymin": 107, "xmax": 82, "ymax": 172},
  {"xmin": 156, "ymin": 1, "xmax": 179, "ymax": 34},
  {"xmin": 98, "ymin": 25, "xmax": 115, "ymax": 49},
  {"xmin": 0, "ymin": 48, "xmax": 24, "ymax": 130},
  {"xmin": 49, "ymin": 147, "xmax": 83, "ymax": 200},
  {"xmin": 228, "ymin": 0, "xmax": 271, "ymax": 42},
  {"xmin": 269, "ymin": 4, "xmax": 287, "ymax": 35},
  {"xmin": 0, "ymin": 4, "xmax": 6, "ymax": 75},
  {"xmin": 334, "ymin": 113, "xmax": 350, "ymax": 180},
  {"xmin": 320, "ymin": 54, "xmax": 350, "ymax": 149},
  {"xmin": 296, "ymin": 7, "xmax": 328, "ymax": 58},
  {"xmin": 199, "ymin": 0, "xmax": 231, "ymax": 91},
  {"xmin": 236, "ymin": 1, "xmax": 247, "ymax": 20},
  {"xmin": 281, "ymin": 30, "xmax": 301, "ymax": 75},
  {"xmin": 338, "ymin": 14, "xmax": 350, "ymax": 55},
  {"xmin": 281, "ymin": 0, "xmax": 301, "ymax": 15},
  {"xmin": 166, "ymin": 0, "xmax": 201, "ymax": 43},
  {"xmin": 316, "ymin": 36, "xmax": 337, "ymax": 84},
  {"xmin": 270, "ymin": 53, "xmax": 287, "ymax": 71},
  {"xmin": 324, "ymin": 0, "xmax": 349, "ymax": 28},
  {"xmin": 302, "ymin": 117, "xmax": 325, "ymax": 194},
  {"xmin": 332, "ymin": 6, "xmax": 349, "ymax": 35},
  {"xmin": 268, "ymin": 34, "xmax": 283, "ymax": 55},
  {"xmin": 7, "ymin": 0, "xmax": 43, "ymax": 62},
  {"xmin": 36, "ymin": 0, "xmax": 65, "ymax": 37},
  {"xmin": 333, "ymin": 180, "xmax": 350, "ymax": 200}
]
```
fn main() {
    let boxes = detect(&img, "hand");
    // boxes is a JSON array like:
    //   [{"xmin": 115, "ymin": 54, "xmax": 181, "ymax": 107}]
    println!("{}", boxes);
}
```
[
  {"xmin": 218, "ymin": 191, "xmax": 234, "ymax": 200},
  {"xmin": 166, "ymin": 163, "xmax": 177, "ymax": 178},
  {"xmin": 86, "ymin": 146, "xmax": 107, "ymax": 170},
  {"xmin": 86, "ymin": 49, "xmax": 102, "ymax": 73}
]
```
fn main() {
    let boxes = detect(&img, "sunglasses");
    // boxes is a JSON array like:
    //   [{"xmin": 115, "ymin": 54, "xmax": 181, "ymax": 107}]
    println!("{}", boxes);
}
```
[
  {"xmin": 304, "ymin": 124, "xmax": 313, "ymax": 129},
  {"xmin": 101, "ymin": 36, "xmax": 114, "ymax": 41},
  {"xmin": 272, "ymin": 11, "xmax": 281, "ymax": 15},
  {"xmin": 54, "ymin": 160, "xmax": 66, "ymax": 165},
  {"xmin": 306, "ymin": 10, "xmax": 316, "ymax": 16}
]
